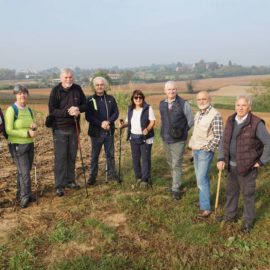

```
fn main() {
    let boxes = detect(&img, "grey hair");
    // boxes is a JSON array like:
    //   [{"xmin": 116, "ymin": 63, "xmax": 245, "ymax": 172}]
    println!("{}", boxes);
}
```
[
  {"xmin": 164, "ymin": 80, "xmax": 177, "ymax": 89},
  {"xmin": 60, "ymin": 68, "xmax": 73, "ymax": 76},
  {"xmin": 236, "ymin": 94, "xmax": 252, "ymax": 107},
  {"xmin": 93, "ymin": 76, "xmax": 109, "ymax": 88}
]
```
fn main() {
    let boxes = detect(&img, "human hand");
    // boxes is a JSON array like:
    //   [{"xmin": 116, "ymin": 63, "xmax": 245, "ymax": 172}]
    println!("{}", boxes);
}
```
[
  {"xmin": 142, "ymin": 128, "xmax": 149, "ymax": 135},
  {"xmin": 68, "ymin": 106, "xmax": 80, "ymax": 116},
  {"xmin": 101, "ymin": 121, "xmax": 110, "ymax": 130},
  {"xmin": 28, "ymin": 130, "xmax": 36, "ymax": 138},
  {"xmin": 217, "ymin": 161, "xmax": 225, "ymax": 171},
  {"xmin": 30, "ymin": 123, "xmax": 37, "ymax": 131},
  {"xmin": 253, "ymin": 162, "xmax": 260, "ymax": 168}
]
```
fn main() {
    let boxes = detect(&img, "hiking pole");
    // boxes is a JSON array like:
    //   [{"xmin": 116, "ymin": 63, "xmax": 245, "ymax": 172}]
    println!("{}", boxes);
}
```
[
  {"xmin": 118, "ymin": 119, "xmax": 124, "ymax": 183},
  {"xmin": 74, "ymin": 117, "xmax": 89, "ymax": 197},
  {"xmin": 33, "ymin": 133, "xmax": 38, "ymax": 205},
  {"xmin": 214, "ymin": 169, "xmax": 222, "ymax": 214}
]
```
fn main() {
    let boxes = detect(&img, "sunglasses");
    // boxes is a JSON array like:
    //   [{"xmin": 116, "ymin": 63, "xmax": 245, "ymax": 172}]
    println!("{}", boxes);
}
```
[{"xmin": 133, "ymin": 96, "xmax": 143, "ymax": 100}]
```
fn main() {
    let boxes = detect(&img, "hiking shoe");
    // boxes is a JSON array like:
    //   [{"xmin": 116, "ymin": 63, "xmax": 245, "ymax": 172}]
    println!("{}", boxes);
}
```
[
  {"xmin": 56, "ymin": 188, "xmax": 64, "ymax": 197},
  {"xmin": 140, "ymin": 181, "xmax": 149, "ymax": 189},
  {"xmin": 29, "ymin": 194, "xmax": 37, "ymax": 202},
  {"xmin": 241, "ymin": 223, "xmax": 253, "ymax": 233},
  {"xmin": 66, "ymin": 182, "xmax": 80, "ymax": 189},
  {"xmin": 172, "ymin": 191, "xmax": 181, "ymax": 200},
  {"xmin": 198, "ymin": 210, "xmax": 212, "ymax": 218},
  {"xmin": 216, "ymin": 215, "xmax": 237, "ymax": 223},
  {"xmin": 20, "ymin": 197, "xmax": 29, "ymax": 208},
  {"xmin": 87, "ymin": 176, "xmax": 96, "ymax": 186}
]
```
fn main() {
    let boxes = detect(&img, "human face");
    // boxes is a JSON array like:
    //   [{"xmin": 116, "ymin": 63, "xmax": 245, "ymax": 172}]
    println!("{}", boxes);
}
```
[
  {"xmin": 235, "ymin": 98, "xmax": 251, "ymax": 119},
  {"xmin": 61, "ymin": 72, "xmax": 73, "ymax": 88},
  {"xmin": 197, "ymin": 92, "xmax": 210, "ymax": 111},
  {"xmin": 16, "ymin": 91, "xmax": 28, "ymax": 106},
  {"xmin": 94, "ymin": 79, "xmax": 105, "ymax": 96},
  {"xmin": 164, "ymin": 84, "xmax": 177, "ymax": 101},
  {"xmin": 133, "ymin": 95, "xmax": 143, "ymax": 107}
]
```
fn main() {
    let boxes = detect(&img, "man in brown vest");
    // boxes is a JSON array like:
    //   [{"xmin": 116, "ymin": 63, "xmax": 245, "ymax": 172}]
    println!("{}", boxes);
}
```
[
  {"xmin": 189, "ymin": 91, "xmax": 223, "ymax": 218},
  {"xmin": 217, "ymin": 95, "xmax": 270, "ymax": 233}
]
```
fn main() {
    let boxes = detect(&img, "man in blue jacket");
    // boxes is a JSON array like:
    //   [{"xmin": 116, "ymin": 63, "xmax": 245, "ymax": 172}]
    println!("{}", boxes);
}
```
[
  {"xmin": 160, "ymin": 81, "xmax": 194, "ymax": 200},
  {"xmin": 86, "ymin": 77, "xmax": 119, "ymax": 185}
]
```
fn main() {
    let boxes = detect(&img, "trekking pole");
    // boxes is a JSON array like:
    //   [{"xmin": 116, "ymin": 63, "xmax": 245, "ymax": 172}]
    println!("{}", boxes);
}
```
[
  {"xmin": 33, "ymin": 136, "xmax": 38, "ymax": 205},
  {"xmin": 74, "ymin": 117, "xmax": 89, "ymax": 197},
  {"xmin": 214, "ymin": 169, "xmax": 222, "ymax": 214},
  {"xmin": 118, "ymin": 119, "xmax": 124, "ymax": 183},
  {"xmin": 31, "ymin": 124, "xmax": 38, "ymax": 205}
]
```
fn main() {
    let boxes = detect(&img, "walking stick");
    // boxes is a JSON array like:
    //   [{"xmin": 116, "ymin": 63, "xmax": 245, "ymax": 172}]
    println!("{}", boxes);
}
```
[
  {"xmin": 215, "ymin": 169, "xmax": 222, "ymax": 213},
  {"xmin": 74, "ymin": 117, "xmax": 89, "ymax": 197},
  {"xmin": 118, "ymin": 119, "xmax": 124, "ymax": 183}
]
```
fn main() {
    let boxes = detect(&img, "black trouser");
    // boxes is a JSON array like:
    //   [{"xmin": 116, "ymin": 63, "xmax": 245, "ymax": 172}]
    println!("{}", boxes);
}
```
[
  {"xmin": 225, "ymin": 166, "xmax": 257, "ymax": 225},
  {"xmin": 130, "ymin": 140, "xmax": 152, "ymax": 182},
  {"xmin": 53, "ymin": 129, "xmax": 78, "ymax": 189},
  {"xmin": 9, "ymin": 143, "xmax": 34, "ymax": 200}
]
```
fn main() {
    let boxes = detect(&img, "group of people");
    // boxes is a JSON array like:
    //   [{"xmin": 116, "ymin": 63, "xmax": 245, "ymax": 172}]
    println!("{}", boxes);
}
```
[{"xmin": 1, "ymin": 68, "xmax": 270, "ymax": 233}]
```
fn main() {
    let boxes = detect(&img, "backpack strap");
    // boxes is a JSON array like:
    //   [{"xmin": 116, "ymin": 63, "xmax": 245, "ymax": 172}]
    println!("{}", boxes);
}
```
[{"xmin": 12, "ymin": 103, "xmax": 33, "ymax": 120}]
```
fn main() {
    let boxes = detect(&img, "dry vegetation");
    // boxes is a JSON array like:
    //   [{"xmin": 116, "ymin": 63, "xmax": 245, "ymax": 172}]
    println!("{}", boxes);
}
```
[{"xmin": 0, "ymin": 74, "xmax": 270, "ymax": 269}]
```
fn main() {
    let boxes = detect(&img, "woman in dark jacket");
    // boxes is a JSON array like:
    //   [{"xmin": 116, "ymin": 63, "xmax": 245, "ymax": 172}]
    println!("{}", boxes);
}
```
[{"xmin": 121, "ymin": 90, "xmax": 155, "ymax": 186}]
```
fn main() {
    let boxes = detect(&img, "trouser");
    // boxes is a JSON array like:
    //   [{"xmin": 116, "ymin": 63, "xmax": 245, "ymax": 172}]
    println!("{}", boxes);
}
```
[
  {"xmin": 225, "ymin": 166, "xmax": 257, "ymax": 225},
  {"xmin": 163, "ymin": 141, "xmax": 185, "ymax": 192},
  {"xmin": 90, "ymin": 135, "xmax": 117, "ymax": 179},
  {"xmin": 130, "ymin": 140, "xmax": 152, "ymax": 182},
  {"xmin": 53, "ymin": 129, "xmax": 78, "ymax": 189},
  {"xmin": 9, "ymin": 143, "xmax": 34, "ymax": 200},
  {"xmin": 193, "ymin": 150, "xmax": 214, "ymax": 211}
]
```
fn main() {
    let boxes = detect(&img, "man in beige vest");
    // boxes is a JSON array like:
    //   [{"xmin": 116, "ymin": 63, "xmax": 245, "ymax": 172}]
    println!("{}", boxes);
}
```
[{"xmin": 189, "ymin": 91, "xmax": 223, "ymax": 217}]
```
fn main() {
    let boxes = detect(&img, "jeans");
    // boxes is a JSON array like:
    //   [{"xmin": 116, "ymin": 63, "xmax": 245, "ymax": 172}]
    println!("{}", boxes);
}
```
[
  {"xmin": 9, "ymin": 143, "xmax": 34, "ymax": 200},
  {"xmin": 130, "ymin": 140, "xmax": 152, "ymax": 182},
  {"xmin": 193, "ymin": 150, "xmax": 214, "ymax": 211},
  {"xmin": 225, "ymin": 166, "xmax": 257, "ymax": 225},
  {"xmin": 90, "ymin": 135, "xmax": 117, "ymax": 179},
  {"xmin": 53, "ymin": 129, "xmax": 78, "ymax": 189},
  {"xmin": 163, "ymin": 141, "xmax": 185, "ymax": 192}
]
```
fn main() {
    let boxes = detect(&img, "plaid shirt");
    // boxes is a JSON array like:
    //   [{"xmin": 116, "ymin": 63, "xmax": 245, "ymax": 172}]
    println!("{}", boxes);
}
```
[{"xmin": 197, "ymin": 105, "xmax": 223, "ymax": 152}]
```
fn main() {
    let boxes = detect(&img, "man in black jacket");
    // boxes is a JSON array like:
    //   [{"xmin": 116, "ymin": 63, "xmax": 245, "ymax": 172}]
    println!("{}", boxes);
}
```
[
  {"xmin": 48, "ymin": 68, "xmax": 86, "ymax": 196},
  {"xmin": 85, "ymin": 76, "xmax": 119, "ymax": 185}
]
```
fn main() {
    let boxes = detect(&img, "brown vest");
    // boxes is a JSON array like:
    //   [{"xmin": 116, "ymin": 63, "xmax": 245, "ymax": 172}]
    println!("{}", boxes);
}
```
[{"xmin": 224, "ymin": 112, "xmax": 264, "ymax": 175}]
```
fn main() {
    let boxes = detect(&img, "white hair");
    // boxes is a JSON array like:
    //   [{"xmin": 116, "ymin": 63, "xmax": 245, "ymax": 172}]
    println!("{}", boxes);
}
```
[
  {"xmin": 236, "ymin": 94, "xmax": 252, "ymax": 106},
  {"xmin": 93, "ymin": 76, "xmax": 109, "ymax": 88},
  {"xmin": 164, "ymin": 80, "xmax": 177, "ymax": 90},
  {"xmin": 60, "ymin": 68, "xmax": 73, "ymax": 76}
]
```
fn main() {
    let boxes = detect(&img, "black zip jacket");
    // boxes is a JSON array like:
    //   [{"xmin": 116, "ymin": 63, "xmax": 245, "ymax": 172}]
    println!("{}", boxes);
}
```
[
  {"xmin": 85, "ymin": 93, "xmax": 119, "ymax": 137},
  {"xmin": 48, "ymin": 83, "xmax": 86, "ymax": 130}
]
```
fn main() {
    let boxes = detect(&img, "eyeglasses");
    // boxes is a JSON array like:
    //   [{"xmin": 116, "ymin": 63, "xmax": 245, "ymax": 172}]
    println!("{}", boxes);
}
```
[{"xmin": 133, "ymin": 96, "xmax": 143, "ymax": 100}]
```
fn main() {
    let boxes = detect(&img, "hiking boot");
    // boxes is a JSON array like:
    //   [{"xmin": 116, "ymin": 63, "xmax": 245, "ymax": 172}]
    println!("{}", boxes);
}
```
[
  {"xmin": 20, "ymin": 197, "xmax": 29, "ymax": 208},
  {"xmin": 198, "ymin": 210, "xmax": 212, "ymax": 218},
  {"xmin": 87, "ymin": 176, "xmax": 96, "ymax": 186},
  {"xmin": 216, "ymin": 215, "xmax": 237, "ymax": 223},
  {"xmin": 66, "ymin": 182, "xmax": 80, "ymax": 189},
  {"xmin": 56, "ymin": 188, "xmax": 64, "ymax": 197},
  {"xmin": 241, "ymin": 223, "xmax": 253, "ymax": 233},
  {"xmin": 172, "ymin": 191, "xmax": 181, "ymax": 200}
]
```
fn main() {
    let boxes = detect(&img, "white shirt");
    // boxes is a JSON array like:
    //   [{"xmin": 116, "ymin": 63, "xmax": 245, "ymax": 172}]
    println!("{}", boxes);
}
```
[{"xmin": 125, "ymin": 106, "xmax": 156, "ymax": 144}]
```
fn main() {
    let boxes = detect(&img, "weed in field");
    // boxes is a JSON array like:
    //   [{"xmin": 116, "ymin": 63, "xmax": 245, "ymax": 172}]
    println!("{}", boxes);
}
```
[
  {"xmin": 49, "ymin": 221, "xmax": 83, "ymax": 244},
  {"xmin": 84, "ymin": 218, "xmax": 116, "ymax": 242}
]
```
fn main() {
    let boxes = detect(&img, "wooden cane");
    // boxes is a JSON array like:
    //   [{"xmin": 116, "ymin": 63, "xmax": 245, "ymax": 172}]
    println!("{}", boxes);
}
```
[{"xmin": 214, "ymin": 170, "xmax": 222, "ymax": 213}]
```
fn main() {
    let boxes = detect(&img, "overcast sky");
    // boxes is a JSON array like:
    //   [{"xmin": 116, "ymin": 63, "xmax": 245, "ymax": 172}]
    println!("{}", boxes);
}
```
[{"xmin": 1, "ymin": 0, "xmax": 270, "ymax": 71}]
